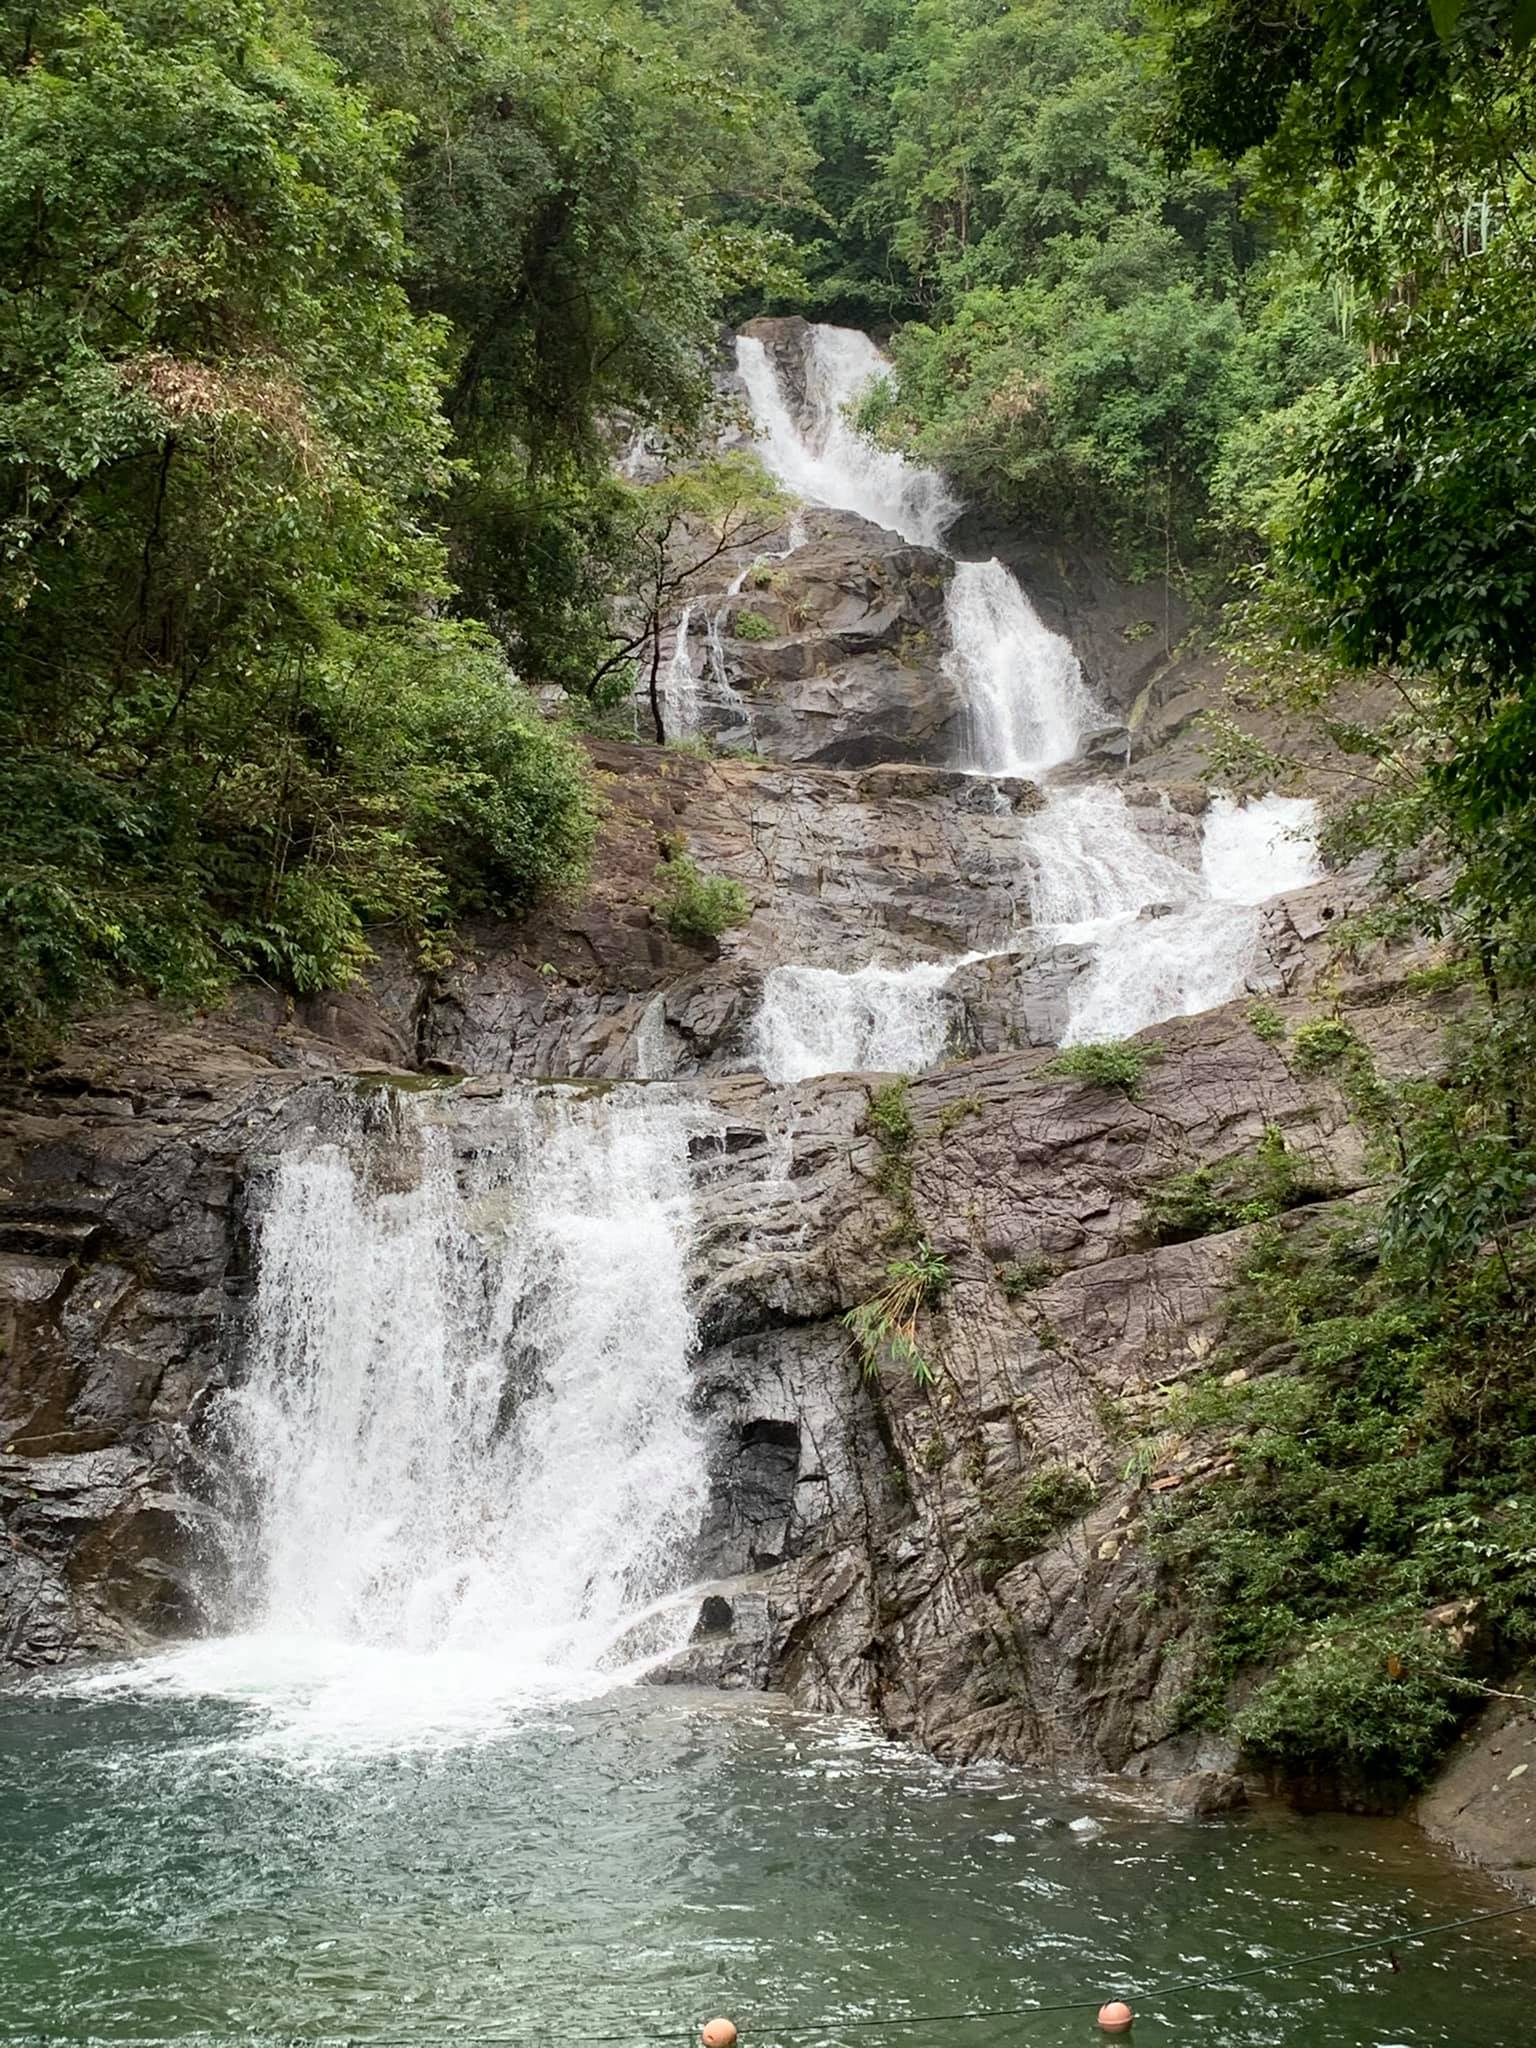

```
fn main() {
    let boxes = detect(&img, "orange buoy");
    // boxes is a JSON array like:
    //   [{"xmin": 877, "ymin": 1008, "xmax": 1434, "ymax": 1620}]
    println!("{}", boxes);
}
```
[
  {"xmin": 1097, "ymin": 2001, "xmax": 1134, "ymax": 2035},
  {"xmin": 700, "ymin": 2020, "xmax": 738, "ymax": 2048}
]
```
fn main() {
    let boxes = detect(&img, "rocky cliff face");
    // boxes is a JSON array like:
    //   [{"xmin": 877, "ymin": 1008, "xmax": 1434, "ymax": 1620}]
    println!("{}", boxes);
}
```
[
  {"xmin": 0, "ymin": 903, "xmax": 1438, "ymax": 1746},
  {"xmin": 0, "ymin": 321, "xmax": 1463, "ymax": 1839}
]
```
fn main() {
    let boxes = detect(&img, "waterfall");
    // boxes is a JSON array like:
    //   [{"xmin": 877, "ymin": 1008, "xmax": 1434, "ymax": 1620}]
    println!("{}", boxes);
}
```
[
  {"xmin": 736, "ymin": 328, "xmax": 957, "ymax": 550},
  {"xmin": 731, "ymin": 322, "xmax": 1111, "ymax": 1079},
  {"xmin": 732, "ymin": 321, "xmax": 1320, "ymax": 1078},
  {"xmin": 1021, "ymin": 785, "xmax": 1201, "ymax": 937},
  {"xmin": 735, "ymin": 323, "xmax": 1101, "ymax": 778},
  {"xmin": 628, "ymin": 993, "xmax": 675, "ymax": 1081},
  {"xmin": 662, "ymin": 604, "xmax": 699, "ymax": 739},
  {"xmin": 218, "ymin": 1088, "xmax": 708, "ymax": 1708},
  {"xmin": 1022, "ymin": 789, "xmax": 1323, "ymax": 1043},
  {"xmin": 752, "ymin": 956, "xmax": 989, "ymax": 1084},
  {"xmin": 943, "ymin": 560, "xmax": 1106, "ymax": 778}
]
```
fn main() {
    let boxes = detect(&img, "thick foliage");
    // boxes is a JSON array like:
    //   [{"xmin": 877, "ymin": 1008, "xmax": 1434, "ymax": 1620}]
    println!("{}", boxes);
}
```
[
  {"xmin": 752, "ymin": 0, "xmax": 1354, "ymax": 563},
  {"xmin": 313, "ymin": 0, "xmax": 806, "ymax": 688},
  {"xmin": 0, "ymin": 0, "xmax": 793, "ymax": 1060},
  {"xmin": 1126, "ymin": 8, "xmax": 1536, "ymax": 1790},
  {"xmin": 1149, "ymin": 1202, "xmax": 1536, "ymax": 1785},
  {"xmin": 1140, "ymin": 1127, "xmax": 1327, "ymax": 1244}
]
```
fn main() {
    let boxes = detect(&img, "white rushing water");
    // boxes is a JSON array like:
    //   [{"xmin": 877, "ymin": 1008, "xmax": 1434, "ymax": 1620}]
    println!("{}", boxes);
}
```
[
  {"xmin": 736, "ymin": 323, "xmax": 1100, "ymax": 779},
  {"xmin": 734, "ymin": 321, "xmax": 1322, "ymax": 1072},
  {"xmin": 1023, "ymin": 788, "xmax": 1322, "ymax": 1043},
  {"xmin": 736, "ymin": 328, "xmax": 958, "ymax": 550},
  {"xmin": 82, "ymin": 1089, "xmax": 711, "ymax": 1752},
  {"xmin": 752, "ymin": 955, "xmax": 988, "ymax": 1085},
  {"xmin": 734, "ymin": 322, "xmax": 1103, "ymax": 1078},
  {"xmin": 661, "ymin": 603, "xmax": 699, "ymax": 738},
  {"xmin": 943, "ymin": 559, "xmax": 1108, "ymax": 779}
]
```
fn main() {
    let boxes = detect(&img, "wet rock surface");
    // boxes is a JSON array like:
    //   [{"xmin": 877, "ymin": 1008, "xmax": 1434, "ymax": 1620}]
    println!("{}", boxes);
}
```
[
  {"xmin": 716, "ymin": 511, "xmax": 965, "ymax": 768},
  {"xmin": 0, "ymin": 1063, "xmax": 306, "ymax": 1662},
  {"xmin": 357, "ymin": 741, "xmax": 1048, "ymax": 1080}
]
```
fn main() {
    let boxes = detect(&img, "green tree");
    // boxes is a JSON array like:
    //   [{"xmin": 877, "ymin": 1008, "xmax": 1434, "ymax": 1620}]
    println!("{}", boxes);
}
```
[
  {"xmin": 751, "ymin": 0, "xmax": 1354, "ymax": 563},
  {"xmin": 0, "ymin": 0, "xmax": 592, "ymax": 1060},
  {"xmin": 315, "ymin": 0, "xmax": 809, "ymax": 689}
]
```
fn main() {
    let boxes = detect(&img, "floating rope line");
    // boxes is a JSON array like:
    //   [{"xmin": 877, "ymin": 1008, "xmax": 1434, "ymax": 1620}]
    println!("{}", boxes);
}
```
[{"xmin": 8, "ymin": 1897, "xmax": 1536, "ymax": 2048}]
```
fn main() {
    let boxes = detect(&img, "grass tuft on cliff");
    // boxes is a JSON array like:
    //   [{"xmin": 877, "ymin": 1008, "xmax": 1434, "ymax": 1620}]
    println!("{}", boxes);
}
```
[
  {"xmin": 1046, "ymin": 1039, "xmax": 1156, "ymax": 1095},
  {"xmin": 650, "ymin": 853, "xmax": 751, "ymax": 945},
  {"xmin": 977, "ymin": 1466, "xmax": 1097, "ymax": 1583}
]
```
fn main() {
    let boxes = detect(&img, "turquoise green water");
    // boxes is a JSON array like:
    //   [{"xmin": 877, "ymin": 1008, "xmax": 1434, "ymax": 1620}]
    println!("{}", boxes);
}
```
[{"xmin": 2, "ymin": 1677, "xmax": 1533, "ymax": 2048}]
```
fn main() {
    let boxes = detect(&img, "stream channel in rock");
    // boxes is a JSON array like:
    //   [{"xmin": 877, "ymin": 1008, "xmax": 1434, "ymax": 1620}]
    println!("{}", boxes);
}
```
[{"xmin": 3, "ymin": 326, "xmax": 1534, "ymax": 2047}]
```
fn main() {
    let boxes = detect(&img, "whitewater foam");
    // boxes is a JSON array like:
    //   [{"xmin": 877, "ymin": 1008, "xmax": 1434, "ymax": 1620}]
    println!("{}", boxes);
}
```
[
  {"xmin": 73, "ymin": 1089, "xmax": 714, "ymax": 1755},
  {"xmin": 736, "ymin": 327, "xmax": 958, "ymax": 550},
  {"xmin": 943, "ymin": 560, "xmax": 1104, "ymax": 778},
  {"xmin": 1022, "ymin": 790, "xmax": 1322, "ymax": 1042},
  {"xmin": 752, "ymin": 954, "xmax": 994, "ymax": 1083}
]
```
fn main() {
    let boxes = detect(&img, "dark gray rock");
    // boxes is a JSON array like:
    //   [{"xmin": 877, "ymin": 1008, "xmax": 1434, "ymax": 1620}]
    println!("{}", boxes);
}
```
[{"xmin": 1164, "ymin": 1771, "xmax": 1251, "ymax": 1817}]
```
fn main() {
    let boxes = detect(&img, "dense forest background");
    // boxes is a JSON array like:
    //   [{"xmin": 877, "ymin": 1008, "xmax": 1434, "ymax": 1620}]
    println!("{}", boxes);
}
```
[
  {"xmin": 6, "ymin": 0, "xmax": 1535, "ymax": 1064},
  {"xmin": 7, "ymin": 0, "xmax": 1536, "ymax": 1786}
]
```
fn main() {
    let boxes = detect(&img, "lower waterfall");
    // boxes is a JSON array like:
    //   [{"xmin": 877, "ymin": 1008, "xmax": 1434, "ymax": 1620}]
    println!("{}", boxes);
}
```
[
  {"xmin": 92, "ymin": 1087, "xmax": 712, "ymax": 1746},
  {"xmin": 235, "ymin": 1089, "xmax": 705, "ymax": 1668}
]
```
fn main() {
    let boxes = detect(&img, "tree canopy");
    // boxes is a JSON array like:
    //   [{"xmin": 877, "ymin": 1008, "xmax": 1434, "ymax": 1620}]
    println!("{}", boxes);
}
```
[{"xmin": 0, "ymin": 0, "xmax": 796, "ymax": 1058}]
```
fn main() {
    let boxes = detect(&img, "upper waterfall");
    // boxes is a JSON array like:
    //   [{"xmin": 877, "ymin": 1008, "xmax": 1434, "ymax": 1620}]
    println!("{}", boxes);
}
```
[
  {"xmin": 736, "ymin": 327, "xmax": 958, "ymax": 549},
  {"xmin": 734, "ymin": 323, "xmax": 1104, "ymax": 779}
]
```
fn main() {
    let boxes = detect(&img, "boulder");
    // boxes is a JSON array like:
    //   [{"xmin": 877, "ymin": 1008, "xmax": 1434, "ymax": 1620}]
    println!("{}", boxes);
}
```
[{"xmin": 1164, "ymin": 1771, "xmax": 1251, "ymax": 1817}]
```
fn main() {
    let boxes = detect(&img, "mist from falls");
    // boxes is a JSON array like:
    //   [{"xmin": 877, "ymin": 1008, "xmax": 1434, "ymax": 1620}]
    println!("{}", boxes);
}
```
[{"xmin": 735, "ymin": 323, "xmax": 1321, "ymax": 1077}]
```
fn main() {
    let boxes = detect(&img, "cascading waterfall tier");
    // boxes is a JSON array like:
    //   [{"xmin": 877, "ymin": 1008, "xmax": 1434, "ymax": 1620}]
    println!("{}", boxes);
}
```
[
  {"xmin": 736, "ymin": 324, "xmax": 1101, "ymax": 779},
  {"xmin": 735, "ymin": 321, "xmax": 1322, "ymax": 1072},
  {"xmin": 1022, "ymin": 787, "xmax": 1322, "ymax": 1044},
  {"xmin": 661, "ymin": 603, "xmax": 700, "ymax": 739},
  {"xmin": 752, "ymin": 955, "xmax": 992, "ymax": 1086},
  {"xmin": 220, "ymin": 1085, "xmax": 709, "ymax": 1700},
  {"xmin": 943, "ymin": 559, "xmax": 1108, "ymax": 779},
  {"xmin": 735, "ymin": 322, "xmax": 1101, "ymax": 1077},
  {"xmin": 736, "ymin": 329, "xmax": 958, "ymax": 550}
]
